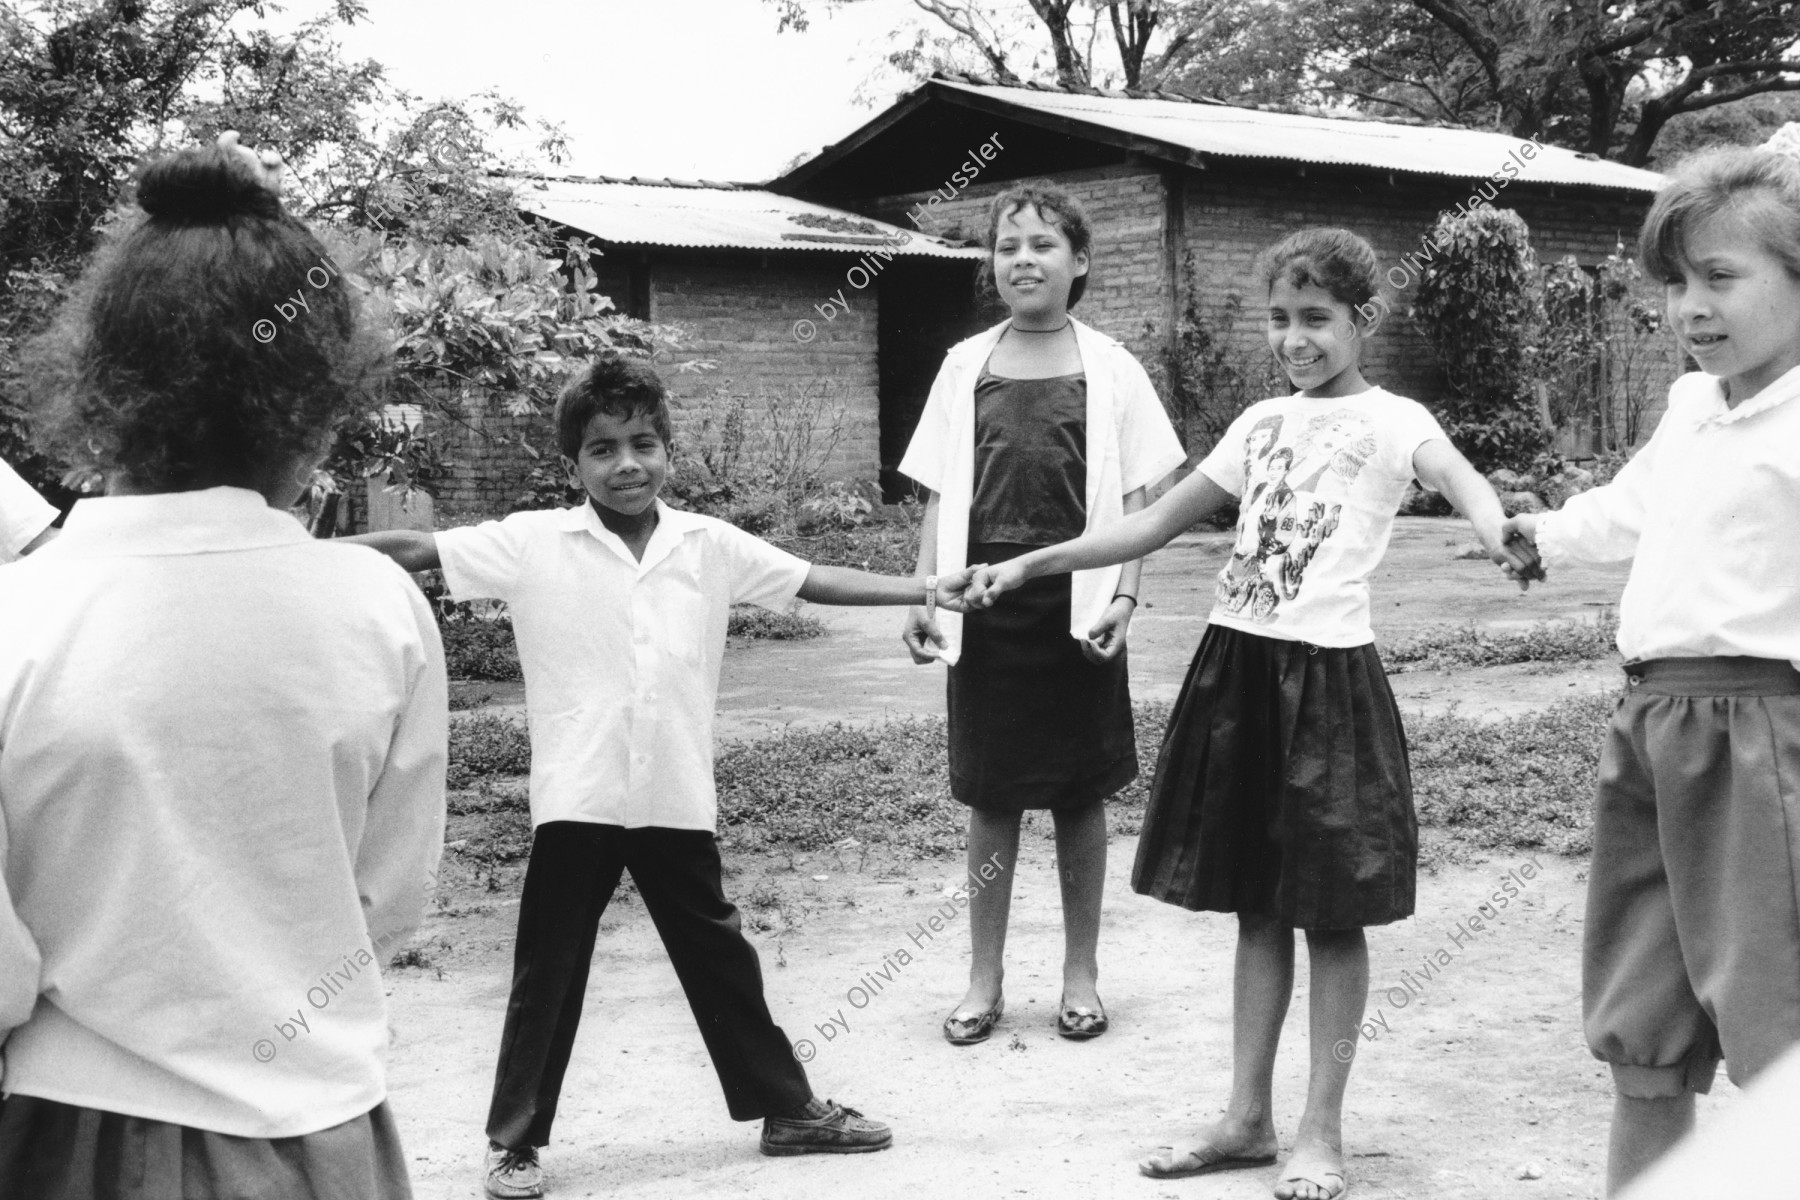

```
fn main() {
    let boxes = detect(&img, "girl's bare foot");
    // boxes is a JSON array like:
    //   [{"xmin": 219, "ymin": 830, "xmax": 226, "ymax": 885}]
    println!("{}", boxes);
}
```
[
  {"xmin": 1139, "ymin": 1114, "xmax": 1279, "ymax": 1178},
  {"xmin": 1274, "ymin": 1137, "xmax": 1347, "ymax": 1199}
]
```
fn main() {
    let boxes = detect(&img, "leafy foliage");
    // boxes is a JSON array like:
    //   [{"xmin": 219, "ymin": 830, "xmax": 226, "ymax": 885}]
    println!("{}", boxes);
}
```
[
  {"xmin": 1411, "ymin": 206, "xmax": 1552, "ymax": 474},
  {"xmin": 1539, "ymin": 246, "xmax": 1668, "ymax": 452},
  {"xmin": 1384, "ymin": 610, "xmax": 1619, "ymax": 672}
]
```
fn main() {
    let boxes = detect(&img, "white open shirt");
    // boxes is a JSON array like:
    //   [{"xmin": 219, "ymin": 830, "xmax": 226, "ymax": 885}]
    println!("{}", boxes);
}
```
[
  {"xmin": 0, "ymin": 487, "xmax": 447, "ymax": 1137},
  {"xmin": 437, "ymin": 500, "xmax": 809, "ymax": 831}
]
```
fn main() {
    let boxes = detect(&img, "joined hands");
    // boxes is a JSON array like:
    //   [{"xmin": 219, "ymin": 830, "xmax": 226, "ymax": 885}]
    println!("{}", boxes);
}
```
[{"xmin": 1493, "ymin": 515, "xmax": 1547, "ymax": 589}]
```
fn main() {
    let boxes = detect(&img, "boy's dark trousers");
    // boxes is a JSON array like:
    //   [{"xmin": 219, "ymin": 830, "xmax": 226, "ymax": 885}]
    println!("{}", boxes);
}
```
[{"xmin": 485, "ymin": 821, "xmax": 813, "ymax": 1150}]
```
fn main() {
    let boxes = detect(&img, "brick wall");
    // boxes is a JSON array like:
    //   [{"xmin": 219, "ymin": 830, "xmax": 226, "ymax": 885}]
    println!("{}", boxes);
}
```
[
  {"xmin": 651, "ymin": 253, "xmax": 881, "ymax": 489},
  {"xmin": 870, "ymin": 163, "xmax": 1170, "ymax": 360},
  {"xmin": 429, "ymin": 250, "xmax": 882, "ymax": 522},
  {"xmin": 1173, "ymin": 161, "xmax": 1676, "ymax": 446}
]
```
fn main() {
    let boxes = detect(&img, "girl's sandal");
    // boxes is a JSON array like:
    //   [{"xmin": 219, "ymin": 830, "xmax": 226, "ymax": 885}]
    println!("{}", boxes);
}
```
[{"xmin": 941, "ymin": 996, "xmax": 1004, "ymax": 1045}]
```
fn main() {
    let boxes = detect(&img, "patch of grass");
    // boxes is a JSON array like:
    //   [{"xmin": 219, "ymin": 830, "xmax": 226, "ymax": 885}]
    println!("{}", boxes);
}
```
[
  {"xmin": 1410, "ymin": 693, "xmax": 1613, "ymax": 856},
  {"xmin": 770, "ymin": 511, "xmax": 920, "ymax": 576},
  {"xmin": 1385, "ymin": 610, "xmax": 1618, "ymax": 672},
  {"xmin": 714, "ymin": 703, "xmax": 1171, "ymax": 858},
  {"xmin": 729, "ymin": 603, "xmax": 825, "ymax": 641}
]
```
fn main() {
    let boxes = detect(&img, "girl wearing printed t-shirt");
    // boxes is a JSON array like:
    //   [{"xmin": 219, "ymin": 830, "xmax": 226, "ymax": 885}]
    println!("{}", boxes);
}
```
[
  {"xmin": 899, "ymin": 181, "xmax": 1186, "ymax": 1047},
  {"xmin": 968, "ymin": 228, "xmax": 1532, "ymax": 1200}
]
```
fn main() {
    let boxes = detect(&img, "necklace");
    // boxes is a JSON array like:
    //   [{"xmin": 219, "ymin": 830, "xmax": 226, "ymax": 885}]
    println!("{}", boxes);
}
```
[{"xmin": 1008, "ymin": 320, "xmax": 1071, "ymax": 334}]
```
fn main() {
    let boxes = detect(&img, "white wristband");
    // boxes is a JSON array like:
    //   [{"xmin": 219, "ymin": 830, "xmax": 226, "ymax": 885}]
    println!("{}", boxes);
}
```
[{"xmin": 925, "ymin": 574, "xmax": 938, "ymax": 620}]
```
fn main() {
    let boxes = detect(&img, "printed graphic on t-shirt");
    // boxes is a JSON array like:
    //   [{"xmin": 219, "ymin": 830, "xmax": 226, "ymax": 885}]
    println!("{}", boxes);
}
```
[{"xmin": 1216, "ymin": 408, "xmax": 1377, "ymax": 623}]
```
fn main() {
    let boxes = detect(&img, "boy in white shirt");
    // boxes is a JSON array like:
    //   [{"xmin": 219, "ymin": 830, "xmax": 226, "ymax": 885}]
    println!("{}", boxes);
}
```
[
  {"xmin": 0, "ymin": 454, "xmax": 57, "ymax": 560},
  {"xmin": 1505, "ymin": 147, "xmax": 1800, "ymax": 1194},
  {"xmin": 351, "ymin": 352, "xmax": 974, "ymax": 1199}
]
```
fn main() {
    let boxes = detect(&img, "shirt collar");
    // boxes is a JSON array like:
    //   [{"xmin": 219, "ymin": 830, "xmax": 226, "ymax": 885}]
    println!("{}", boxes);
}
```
[
  {"xmin": 1694, "ymin": 362, "xmax": 1800, "ymax": 426},
  {"xmin": 555, "ymin": 498, "xmax": 704, "ymax": 570},
  {"xmin": 42, "ymin": 486, "xmax": 311, "ymax": 558}
]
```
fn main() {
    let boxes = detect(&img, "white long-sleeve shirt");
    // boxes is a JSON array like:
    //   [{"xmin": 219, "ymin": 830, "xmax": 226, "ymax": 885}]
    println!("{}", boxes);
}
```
[
  {"xmin": 1536, "ymin": 366, "xmax": 1800, "ymax": 670},
  {"xmin": 0, "ymin": 487, "xmax": 447, "ymax": 1137}
]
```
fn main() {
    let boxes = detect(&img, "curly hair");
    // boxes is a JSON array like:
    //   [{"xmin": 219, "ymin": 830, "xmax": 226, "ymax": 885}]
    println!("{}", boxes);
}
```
[
  {"xmin": 1640, "ymin": 146, "xmax": 1800, "ymax": 283},
  {"xmin": 20, "ymin": 143, "xmax": 389, "ymax": 491},
  {"xmin": 979, "ymin": 181, "xmax": 1095, "ymax": 308},
  {"xmin": 554, "ymin": 352, "xmax": 672, "ymax": 459},
  {"xmin": 1255, "ymin": 228, "xmax": 1381, "ymax": 313}
]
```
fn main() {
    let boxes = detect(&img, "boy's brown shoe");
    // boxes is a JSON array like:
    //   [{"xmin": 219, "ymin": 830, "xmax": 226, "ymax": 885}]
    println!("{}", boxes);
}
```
[
  {"xmin": 484, "ymin": 1142, "xmax": 545, "ymax": 1199},
  {"xmin": 760, "ymin": 1099, "xmax": 893, "ymax": 1156}
]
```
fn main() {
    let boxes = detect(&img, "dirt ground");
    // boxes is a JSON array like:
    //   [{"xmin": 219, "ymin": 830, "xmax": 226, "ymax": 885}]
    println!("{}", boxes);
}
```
[{"xmin": 389, "ymin": 518, "xmax": 1740, "ymax": 1199}]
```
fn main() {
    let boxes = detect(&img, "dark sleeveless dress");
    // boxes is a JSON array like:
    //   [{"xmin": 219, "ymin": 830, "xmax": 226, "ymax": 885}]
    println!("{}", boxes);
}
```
[{"xmin": 946, "ymin": 370, "xmax": 1137, "ymax": 811}]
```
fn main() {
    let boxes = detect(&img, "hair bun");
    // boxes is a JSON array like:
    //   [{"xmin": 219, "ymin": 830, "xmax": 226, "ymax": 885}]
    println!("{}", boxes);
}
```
[{"xmin": 136, "ymin": 145, "xmax": 282, "ymax": 223}]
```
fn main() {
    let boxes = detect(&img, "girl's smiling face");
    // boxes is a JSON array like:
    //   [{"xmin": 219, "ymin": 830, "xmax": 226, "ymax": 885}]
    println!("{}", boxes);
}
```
[
  {"xmin": 1665, "ymin": 208, "xmax": 1800, "ymax": 404},
  {"xmin": 1266, "ymin": 276, "xmax": 1372, "ymax": 398},
  {"xmin": 992, "ymin": 204, "xmax": 1088, "ymax": 323}
]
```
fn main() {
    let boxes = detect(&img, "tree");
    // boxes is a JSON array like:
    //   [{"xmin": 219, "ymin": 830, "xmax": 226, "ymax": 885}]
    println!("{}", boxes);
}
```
[
  {"xmin": 1304, "ymin": 0, "xmax": 1800, "ymax": 166},
  {"xmin": 0, "ymin": 0, "xmax": 670, "ymax": 525},
  {"xmin": 767, "ymin": 0, "xmax": 1260, "ymax": 93},
  {"xmin": 772, "ymin": 0, "xmax": 1800, "ymax": 166}
]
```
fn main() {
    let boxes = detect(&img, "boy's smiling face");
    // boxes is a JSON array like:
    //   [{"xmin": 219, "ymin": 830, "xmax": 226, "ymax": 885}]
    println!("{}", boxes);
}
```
[{"xmin": 562, "ymin": 408, "xmax": 668, "ymax": 520}]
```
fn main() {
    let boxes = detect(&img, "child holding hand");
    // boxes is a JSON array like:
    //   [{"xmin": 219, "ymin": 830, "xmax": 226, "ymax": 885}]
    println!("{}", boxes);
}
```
[
  {"xmin": 970, "ymin": 228, "xmax": 1531, "ymax": 1199},
  {"xmin": 1503, "ymin": 147, "xmax": 1800, "ymax": 1195},
  {"xmin": 348, "ymin": 354, "xmax": 975, "ymax": 1199},
  {"xmin": 0, "ymin": 138, "xmax": 443, "ymax": 1199},
  {"xmin": 900, "ymin": 182, "xmax": 1186, "ymax": 1046}
]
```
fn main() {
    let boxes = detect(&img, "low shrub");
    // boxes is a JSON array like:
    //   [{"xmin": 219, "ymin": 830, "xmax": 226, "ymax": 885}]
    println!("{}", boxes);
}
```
[
  {"xmin": 440, "ymin": 618, "xmax": 524, "ymax": 681},
  {"xmin": 729, "ymin": 604, "xmax": 825, "ymax": 641},
  {"xmin": 1410, "ymin": 693, "xmax": 1613, "ymax": 856},
  {"xmin": 447, "ymin": 713, "xmax": 531, "ymax": 787},
  {"xmin": 1384, "ymin": 610, "xmax": 1618, "ymax": 672}
]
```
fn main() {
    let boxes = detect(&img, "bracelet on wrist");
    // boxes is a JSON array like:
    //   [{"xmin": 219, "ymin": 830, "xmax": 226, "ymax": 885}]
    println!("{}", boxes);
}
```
[{"xmin": 1112, "ymin": 593, "xmax": 1138, "ymax": 607}]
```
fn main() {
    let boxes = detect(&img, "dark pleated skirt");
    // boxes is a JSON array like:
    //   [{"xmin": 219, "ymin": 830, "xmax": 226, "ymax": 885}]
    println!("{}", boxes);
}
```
[
  {"xmin": 1132, "ymin": 622, "xmax": 1417, "ymax": 929},
  {"xmin": 0, "ymin": 1095, "xmax": 414, "ymax": 1200},
  {"xmin": 947, "ymin": 543, "xmax": 1138, "ymax": 811}
]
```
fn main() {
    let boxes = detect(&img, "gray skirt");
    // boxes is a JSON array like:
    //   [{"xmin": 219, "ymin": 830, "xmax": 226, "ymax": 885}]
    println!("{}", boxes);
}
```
[{"xmin": 0, "ymin": 1094, "xmax": 413, "ymax": 1200}]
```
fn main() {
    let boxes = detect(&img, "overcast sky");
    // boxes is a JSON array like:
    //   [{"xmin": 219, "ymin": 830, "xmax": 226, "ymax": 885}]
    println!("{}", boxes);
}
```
[{"xmin": 327, "ymin": 0, "xmax": 927, "ymax": 182}]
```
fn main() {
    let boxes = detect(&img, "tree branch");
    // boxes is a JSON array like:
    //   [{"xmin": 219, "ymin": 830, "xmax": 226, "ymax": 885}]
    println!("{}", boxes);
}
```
[{"xmin": 1408, "ymin": 0, "xmax": 1502, "ymax": 96}]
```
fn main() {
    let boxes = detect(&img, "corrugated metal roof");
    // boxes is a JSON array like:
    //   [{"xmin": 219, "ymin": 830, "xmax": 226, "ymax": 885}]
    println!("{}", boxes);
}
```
[
  {"xmin": 508, "ymin": 176, "xmax": 987, "ymax": 256},
  {"xmin": 929, "ymin": 77, "xmax": 1664, "ymax": 193}
]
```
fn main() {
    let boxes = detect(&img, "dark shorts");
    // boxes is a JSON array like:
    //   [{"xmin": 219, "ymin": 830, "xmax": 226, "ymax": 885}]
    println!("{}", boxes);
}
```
[
  {"xmin": 1583, "ymin": 657, "xmax": 1800, "ymax": 1097},
  {"xmin": 946, "ymin": 543, "xmax": 1137, "ymax": 811},
  {"xmin": 1132, "ymin": 623, "xmax": 1417, "ymax": 930},
  {"xmin": 0, "ymin": 1095, "xmax": 412, "ymax": 1200}
]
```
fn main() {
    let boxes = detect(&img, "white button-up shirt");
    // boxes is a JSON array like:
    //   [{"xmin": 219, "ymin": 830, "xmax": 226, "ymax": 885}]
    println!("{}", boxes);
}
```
[
  {"xmin": 438, "ymin": 500, "xmax": 810, "ymax": 831},
  {"xmin": 0, "ymin": 487, "xmax": 447, "ymax": 1137},
  {"xmin": 0, "ymin": 456, "xmax": 56, "ymax": 561},
  {"xmin": 1537, "ymin": 366, "xmax": 1800, "ymax": 670}
]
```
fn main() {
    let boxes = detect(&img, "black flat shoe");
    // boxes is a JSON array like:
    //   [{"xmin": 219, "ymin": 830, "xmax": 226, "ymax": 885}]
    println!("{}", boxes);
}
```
[
  {"xmin": 942, "ymin": 996, "xmax": 1004, "ymax": 1045},
  {"xmin": 1056, "ymin": 994, "xmax": 1108, "ymax": 1040}
]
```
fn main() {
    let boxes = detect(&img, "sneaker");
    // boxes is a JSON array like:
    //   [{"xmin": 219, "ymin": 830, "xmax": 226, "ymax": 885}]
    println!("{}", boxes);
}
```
[
  {"xmin": 484, "ymin": 1142, "xmax": 545, "ymax": 1199},
  {"xmin": 760, "ymin": 1098, "xmax": 894, "ymax": 1156}
]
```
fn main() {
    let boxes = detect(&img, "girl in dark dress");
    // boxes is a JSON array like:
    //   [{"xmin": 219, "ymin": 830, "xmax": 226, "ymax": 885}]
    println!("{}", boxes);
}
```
[{"xmin": 897, "ymin": 183, "xmax": 1185, "ymax": 1046}]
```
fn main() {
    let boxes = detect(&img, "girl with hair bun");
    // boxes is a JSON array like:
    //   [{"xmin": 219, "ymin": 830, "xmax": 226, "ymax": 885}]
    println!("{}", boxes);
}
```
[
  {"xmin": 0, "ymin": 136, "xmax": 444, "ymax": 1199},
  {"xmin": 969, "ymin": 227, "xmax": 1530, "ymax": 1198}
]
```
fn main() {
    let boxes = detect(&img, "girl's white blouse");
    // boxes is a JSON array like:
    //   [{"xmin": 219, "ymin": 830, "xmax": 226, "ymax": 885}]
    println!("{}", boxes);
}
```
[{"xmin": 899, "ymin": 317, "xmax": 1186, "ymax": 664}]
